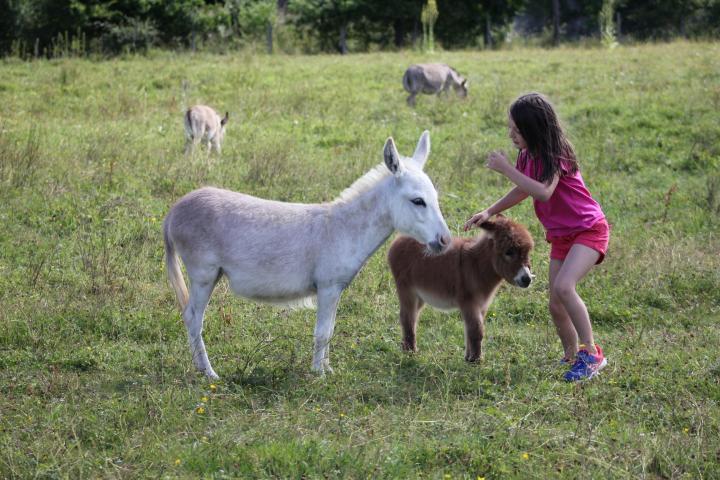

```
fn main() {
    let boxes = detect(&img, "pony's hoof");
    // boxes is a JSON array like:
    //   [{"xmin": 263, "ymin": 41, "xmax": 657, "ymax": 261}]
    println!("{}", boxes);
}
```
[
  {"xmin": 401, "ymin": 342, "xmax": 418, "ymax": 352},
  {"xmin": 464, "ymin": 353, "xmax": 481, "ymax": 363},
  {"xmin": 203, "ymin": 368, "xmax": 220, "ymax": 379}
]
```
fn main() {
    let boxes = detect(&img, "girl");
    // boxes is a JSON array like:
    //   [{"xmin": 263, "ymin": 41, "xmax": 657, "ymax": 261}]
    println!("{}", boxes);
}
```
[{"xmin": 464, "ymin": 92, "xmax": 610, "ymax": 382}]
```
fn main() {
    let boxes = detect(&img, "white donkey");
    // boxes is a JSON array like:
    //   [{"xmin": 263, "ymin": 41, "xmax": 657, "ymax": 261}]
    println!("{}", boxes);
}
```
[
  {"xmin": 402, "ymin": 64, "xmax": 468, "ymax": 107},
  {"xmin": 164, "ymin": 131, "xmax": 451, "ymax": 378},
  {"xmin": 184, "ymin": 105, "xmax": 229, "ymax": 155}
]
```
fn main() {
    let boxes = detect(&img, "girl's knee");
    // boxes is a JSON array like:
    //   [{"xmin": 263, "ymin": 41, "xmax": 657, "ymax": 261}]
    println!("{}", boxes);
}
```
[
  {"xmin": 548, "ymin": 297, "xmax": 563, "ymax": 315},
  {"xmin": 552, "ymin": 281, "xmax": 576, "ymax": 300}
]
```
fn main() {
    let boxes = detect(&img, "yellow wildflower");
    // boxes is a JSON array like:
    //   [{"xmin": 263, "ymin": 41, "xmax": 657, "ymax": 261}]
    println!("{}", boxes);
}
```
[
  {"xmin": 196, "ymin": 406, "xmax": 205, "ymax": 414},
  {"xmin": 209, "ymin": 384, "xmax": 217, "ymax": 392},
  {"xmin": 522, "ymin": 452, "xmax": 529, "ymax": 460},
  {"xmin": 174, "ymin": 459, "xmax": 181, "ymax": 466},
  {"xmin": 201, "ymin": 396, "xmax": 208, "ymax": 403}
]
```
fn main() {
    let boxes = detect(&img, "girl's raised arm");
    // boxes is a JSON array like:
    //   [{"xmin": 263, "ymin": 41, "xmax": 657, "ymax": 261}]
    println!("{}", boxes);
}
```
[{"xmin": 486, "ymin": 151, "xmax": 559, "ymax": 202}]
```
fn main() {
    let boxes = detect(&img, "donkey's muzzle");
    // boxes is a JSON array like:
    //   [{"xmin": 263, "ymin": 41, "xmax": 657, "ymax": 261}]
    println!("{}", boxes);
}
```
[
  {"xmin": 517, "ymin": 274, "xmax": 532, "ymax": 288},
  {"xmin": 428, "ymin": 233, "xmax": 450, "ymax": 254}
]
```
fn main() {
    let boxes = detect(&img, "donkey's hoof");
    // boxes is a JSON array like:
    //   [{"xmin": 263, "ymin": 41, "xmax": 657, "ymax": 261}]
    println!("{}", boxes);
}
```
[
  {"xmin": 322, "ymin": 360, "xmax": 334, "ymax": 375},
  {"xmin": 201, "ymin": 368, "xmax": 219, "ymax": 379}
]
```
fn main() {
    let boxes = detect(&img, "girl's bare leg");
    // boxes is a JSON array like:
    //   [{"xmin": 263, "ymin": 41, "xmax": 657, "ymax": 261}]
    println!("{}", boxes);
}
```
[
  {"xmin": 552, "ymin": 244, "xmax": 601, "ymax": 355},
  {"xmin": 549, "ymin": 259, "xmax": 579, "ymax": 359}
]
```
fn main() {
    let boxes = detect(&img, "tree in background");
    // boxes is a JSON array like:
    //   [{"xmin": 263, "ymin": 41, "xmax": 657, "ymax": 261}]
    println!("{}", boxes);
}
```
[
  {"xmin": 1, "ymin": 0, "xmax": 720, "ymax": 57},
  {"xmin": 616, "ymin": 0, "xmax": 720, "ymax": 39},
  {"xmin": 515, "ymin": 0, "xmax": 604, "ymax": 41},
  {"xmin": 229, "ymin": 0, "xmax": 276, "ymax": 52},
  {"xmin": 289, "ymin": 0, "xmax": 362, "ymax": 53},
  {"xmin": 599, "ymin": 0, "xmax": 618, "ymax": 48},
  {"xmin": 421, "ymin": 0, "xmax": 438, "ymax": 52},
  {"xmin": 552, "ymin": 0, "xmax": 560, "ymax": 45},
  {"xmin": 432, "ymin": 0, "xmax": 523, "ymax": 49},
  {"xmin": 0, "ymin": 0, "xmax": 18, "ymax": 55},
  {"xmin": 358, "ymin": 0, "xmax": 423, "ymax": 49}
]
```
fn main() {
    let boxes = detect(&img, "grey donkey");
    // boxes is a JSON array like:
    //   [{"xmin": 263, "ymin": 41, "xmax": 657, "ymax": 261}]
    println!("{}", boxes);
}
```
[{"xmin": 402, "ymin": 63, "xmax": 468, "ymax": 107}]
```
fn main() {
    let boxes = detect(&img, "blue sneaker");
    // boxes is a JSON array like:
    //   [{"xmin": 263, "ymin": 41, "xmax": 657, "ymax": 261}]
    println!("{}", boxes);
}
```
[{"xmin": 563, "ymin": 345, "xmax": 607, "ymax": 382}]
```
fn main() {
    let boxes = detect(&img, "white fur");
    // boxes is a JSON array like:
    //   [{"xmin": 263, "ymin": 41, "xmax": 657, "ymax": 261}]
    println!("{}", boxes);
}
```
[
  {"xmin": 514, "ymin": 266, "xmax": 533, "ymax": 287},
  {"xmin": 164, "ymin": 131, "xmax": 450, "ymax": 378},
  {"xmin": 184, "ymin": 105, "xmax": 228, "ymax": 155}
]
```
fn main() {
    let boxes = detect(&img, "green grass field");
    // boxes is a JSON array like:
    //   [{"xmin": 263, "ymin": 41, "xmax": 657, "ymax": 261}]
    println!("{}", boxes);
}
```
[{"xmin": 1, "ymin": 41, "xmax": 719, "ymax": 478}]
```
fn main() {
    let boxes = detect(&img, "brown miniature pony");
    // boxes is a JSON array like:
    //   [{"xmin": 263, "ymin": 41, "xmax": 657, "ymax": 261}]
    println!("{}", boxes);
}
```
[{"xmin": 387, "ymin": 215, "xmax": 534, "ymax": 362}]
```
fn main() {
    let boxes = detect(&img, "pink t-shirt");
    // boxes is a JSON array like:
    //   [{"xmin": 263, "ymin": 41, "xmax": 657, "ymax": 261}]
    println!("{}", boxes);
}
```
[{"xmin": 516, "ymin": 150, "xmax": 605, "ymax": 237}]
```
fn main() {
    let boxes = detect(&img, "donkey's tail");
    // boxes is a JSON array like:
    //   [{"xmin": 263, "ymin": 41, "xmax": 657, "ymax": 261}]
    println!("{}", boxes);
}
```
[
  {"xmin": 163, "ymin": 217, "xmax": 189, "ymax": 311},
  {"xmin": 402, "ymin": 70, "xmax": 413, "ymax": 93},
  {"xmin": 183, "ymin": 109, "xmax": 196, "ymax": 141}
]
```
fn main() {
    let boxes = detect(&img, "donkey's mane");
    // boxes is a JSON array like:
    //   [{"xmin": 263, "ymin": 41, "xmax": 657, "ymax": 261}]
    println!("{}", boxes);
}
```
[
  {"xmin": 443, "ymin": 65, "xmax": 465, "ymax": 82},
  {"xmin": 334, "ymin": 163, "xmax": 391, "ymax": 204}
]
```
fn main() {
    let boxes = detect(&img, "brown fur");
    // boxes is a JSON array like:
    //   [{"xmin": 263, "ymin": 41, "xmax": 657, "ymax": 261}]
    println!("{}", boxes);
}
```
[{"xmin": 387, "ymin": 215, "xmax": 534, "ymax": 361}]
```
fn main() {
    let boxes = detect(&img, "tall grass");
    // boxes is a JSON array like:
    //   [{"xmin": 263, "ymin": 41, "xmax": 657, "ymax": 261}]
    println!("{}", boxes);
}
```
[{"xmin": 0, "ymin": 42, "xmax": 719, "ymax": 478}]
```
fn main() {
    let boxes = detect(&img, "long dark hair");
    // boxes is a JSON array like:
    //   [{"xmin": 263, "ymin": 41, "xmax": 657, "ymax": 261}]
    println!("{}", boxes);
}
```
[{"xmin": 510, "ymin": 92, "xmax": 578, "ymax": 183}]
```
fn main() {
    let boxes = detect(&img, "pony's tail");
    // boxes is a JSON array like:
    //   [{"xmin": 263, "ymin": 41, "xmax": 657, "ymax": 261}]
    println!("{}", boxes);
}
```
[{"xmin": 163, "ymin": 217, "xmax": 189, "ymax": 311}]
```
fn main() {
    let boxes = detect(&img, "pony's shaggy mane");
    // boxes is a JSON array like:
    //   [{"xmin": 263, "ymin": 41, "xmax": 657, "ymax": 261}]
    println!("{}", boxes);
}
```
[{"xmin": 334, "ymin": 163, "xmax": 392, "ymax": 203}]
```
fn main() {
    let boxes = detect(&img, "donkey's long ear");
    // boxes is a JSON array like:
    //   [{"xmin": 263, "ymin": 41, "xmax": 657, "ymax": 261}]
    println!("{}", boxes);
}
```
[
  {"xmin": 411, "ymin": 130, "xmax": 430, "ymax": 170},
  {"xmin": 384, "ymin": 137, "xmax": 404, "ymax": 175},
  {"xmin": 221, "ymin": 112, "xmax": 229, "ymax": 126}
]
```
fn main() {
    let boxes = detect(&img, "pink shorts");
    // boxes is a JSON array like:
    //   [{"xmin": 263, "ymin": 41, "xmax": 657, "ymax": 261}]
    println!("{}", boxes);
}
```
[{"xmin": 546, "ymin": 219, "xmax": 610, "ymax": 265}]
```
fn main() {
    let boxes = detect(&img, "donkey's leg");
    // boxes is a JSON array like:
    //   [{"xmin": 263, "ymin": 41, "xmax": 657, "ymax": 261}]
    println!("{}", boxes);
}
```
[
  {"xmin": 460, "ymin": 304, "xmax": 484, "ymax": 362},
  {"xmin": 398, "ymin": 288, "xmax": 423, "ymax": 352},
  {"xmin": 183, "ymin": 270, "xmax": 220, "ymax": 379},
  {"xmin": 312, "ymin": 285, "xmax": 344, "ymax": 375},
  {"xmin": 407, "ymin": 93, "xmax": 417, "ymax": 107}
]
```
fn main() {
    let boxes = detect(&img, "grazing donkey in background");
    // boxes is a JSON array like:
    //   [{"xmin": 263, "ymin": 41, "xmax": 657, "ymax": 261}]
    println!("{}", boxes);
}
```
[
  {"xmin": 184, "ymin": 104, "xmax": 229, "ymax": 154},
  {"xmin": 387, "ymin": 215, "xmax": 534, "ymax": 362},
  {"xmin": 164, "ymin": 131, "xmax": 451, "ymax": 378},
  {"xmin": 402, "ymin": 63, "xmax": 468, "ymax": 107}
]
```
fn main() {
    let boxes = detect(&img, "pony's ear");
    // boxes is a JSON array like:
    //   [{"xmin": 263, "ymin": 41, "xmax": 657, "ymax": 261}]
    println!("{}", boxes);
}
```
[
  {"xmin": 478, "ymin": 220, "xmax": 496, "ymax": 231},
  {"xmin": 411, "ymin": 130, "xmax": 430, "ymax": 170},
  {"xmin": 479, "ymin": 214, "xmax": 506, "ymax": 231},
  {"xmin": 221, "ymin": 112, "xmax": 229, "ymax": 126},
  {"xmin": 384, "ymin": 137, "xmax": 404, "ymax": 175}
]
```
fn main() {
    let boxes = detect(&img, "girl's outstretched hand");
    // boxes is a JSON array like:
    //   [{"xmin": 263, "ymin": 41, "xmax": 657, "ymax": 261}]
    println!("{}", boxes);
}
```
[
  {"xmin": 486, "ymin": 151, "xmax": 510, "ymax": 174},
  {"xmin": 464, "ymin": 210, "xmax": 490, "ymax": 231}
]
